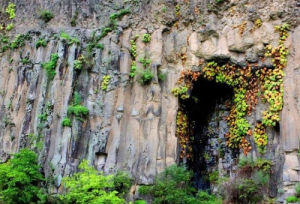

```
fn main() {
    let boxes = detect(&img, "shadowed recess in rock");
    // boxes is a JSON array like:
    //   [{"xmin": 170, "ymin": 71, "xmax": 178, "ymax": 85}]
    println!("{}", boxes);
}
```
[{"xmin": 180, "ymin": 78, "xmax": 234, "ymax": 190}]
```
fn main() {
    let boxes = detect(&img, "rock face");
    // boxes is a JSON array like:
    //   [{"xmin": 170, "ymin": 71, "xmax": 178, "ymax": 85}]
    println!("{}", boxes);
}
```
[{"xmin": 0, "ymin": 0, "xmax": 299, "ymax": 200}]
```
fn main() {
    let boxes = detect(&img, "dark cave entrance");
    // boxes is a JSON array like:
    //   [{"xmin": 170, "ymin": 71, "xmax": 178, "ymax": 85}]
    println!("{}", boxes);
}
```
[{"xmin": 179, "ymin": 78, "xmax": 234, "ymax": 190}]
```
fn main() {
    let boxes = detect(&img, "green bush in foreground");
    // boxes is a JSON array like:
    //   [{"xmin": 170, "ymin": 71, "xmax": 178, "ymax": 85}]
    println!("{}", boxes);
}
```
[
  {"xmin": 286, "ymin": 196, "xmax": 299, "ymax": 203},
  {"xmin": 0, "ymin": 149, "xmax": 47, "ymax": 204},
  {"xmin": 59, "ymin": 160, "xmax": 127, "ymax": 204},
  {"xmin": 139, "ymin": 165, "xmax": 221, "ymax": 204}
]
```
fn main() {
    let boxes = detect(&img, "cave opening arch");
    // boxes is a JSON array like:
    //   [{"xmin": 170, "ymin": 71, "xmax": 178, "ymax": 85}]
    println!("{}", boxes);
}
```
[{"xmin": 177, "ymin": 77, "xmax": 236, "ymax": 190}]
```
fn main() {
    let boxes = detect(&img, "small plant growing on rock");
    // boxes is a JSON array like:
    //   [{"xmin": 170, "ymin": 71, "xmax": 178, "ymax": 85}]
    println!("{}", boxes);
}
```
[
  {"xmin": 6, "ymin": 23, "xmax": 14, "ymax": 31},
  {"xmin": 67, "ymin": 91, "xmax": 89, "ymax": 122},
  {"xmin": 60, "ymin": 32, "xmax": 80, "ymax": 45},
  {"xmin": 142, "ymin": 33, "xmax": 151, "ymax": 43},
  {"xmin": 130, "ymin": 62, "xmax": 137, "ymax": 78},
  {"xmin": 138, "ymin": 57, "xmax": 151, "ymax": 68},
  {"xmin": 9, "ymin": 34, "xmax": 31, "ymax": 49},
  {"xmin": 35, "ymin": 38, "xmax": 47, "ymax": 48},
  {"xmin": 41, "ymin": 53, "xmax": 59, "ymax": 81},
  {"xmin": 5, "ymin": 3, "xmax": 16, "ymax": 19},
  {"xmin": 62, "ymin": 117, "xmax": 72, "ymax": 127},
  {"xmin": 67, "ymin": 105, "xmax": 89, "ymax": 120},
  {"xmin": 21, "ymin": 56, "xmax": 31, "ymax": 65},
  {"xmin": 139, "ymin": 69, "xmax": 153, "ymax": 85},
  {"xmin": 286, "ymin": 196, "xmax": 299, "ymax": 203},
  {"xmin": 73, "ymin": 58, "xmax": 83, "ymax": 70},
  {"xmin": 101, "ymin": 75, "xmax": 111, "ymax": 91},
  {"xmin": 39, "ymin": 10, "xmax": 54, "ymax": 23}
]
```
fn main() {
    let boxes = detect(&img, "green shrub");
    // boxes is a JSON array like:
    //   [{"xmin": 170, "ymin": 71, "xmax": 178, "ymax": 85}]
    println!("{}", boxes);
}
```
[
  {"xmin": 41, "ymin": 53, "xmax": 59, "ymax": 81},
  {"xmin": 36, "ymin": 38, "xmax": 47, "ymax": 48},
  {"xmin": 142, "ymin": 34, "xmax": 151, "ymax": 43},
  {"xmin": 67, "ymin": 105, "xmax": 89, "ymax": 119},
  {"xmin": 60, "ymin": 32, "xmax": 80, "ymax": 45},
  {"xmin": 112, "ymin": 171, "xmax": 132, "ymax": 197},
  {"xmin": 286, "ymin": 196, "xmax": 299, "ymax": 203},
  {"xmin": 139, "ymin": 69, "xmax": 153, "ymax": 85},
  {"xmin": 196, "ymin": 191, "xmax": 222, "ymax": 204},
  {"xmin": 39, "ymin": 10, "xmax": 54, "ymax": 23},
  {"xmin": 139, "ymin": 165, "xmax": 221, "ymax": 204},
  {"xmin": 226, "ymin": 171, "xmax": 269, "ymax": 204},
  {"xmin": 62, "ymin": 117, "xmax": 72, "ymax": 127},
  {"xmin": 0, "ymin": 149, "xmax": 47, "ymax": 204},
  {"xmin": 59, "ymin": 160, "xmax": 125, "ymax": 204}
]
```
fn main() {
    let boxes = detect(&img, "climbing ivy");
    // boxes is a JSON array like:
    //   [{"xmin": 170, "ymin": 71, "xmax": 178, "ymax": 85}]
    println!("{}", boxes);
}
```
[{"xmin": 172, "ymin": 24, "xmax": 289, "ymax": 155}]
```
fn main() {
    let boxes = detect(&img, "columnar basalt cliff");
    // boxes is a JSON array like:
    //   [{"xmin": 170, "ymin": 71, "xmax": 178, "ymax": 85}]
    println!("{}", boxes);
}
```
[{"xmin": 0, "ymin": 0, "xmax": 299, "ymax": 202}]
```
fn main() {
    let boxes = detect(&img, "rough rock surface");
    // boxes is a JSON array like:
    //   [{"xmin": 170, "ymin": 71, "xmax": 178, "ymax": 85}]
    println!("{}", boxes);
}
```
[{"xmin": 0, "ymin": 0, "xmax": 299, "ymax": 201}]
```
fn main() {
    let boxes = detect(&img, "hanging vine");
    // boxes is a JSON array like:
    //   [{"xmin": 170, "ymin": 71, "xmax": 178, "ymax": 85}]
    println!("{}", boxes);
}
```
[{"xmin": 173, "ymin": 23, "xmax": 289, "ymax": 155}]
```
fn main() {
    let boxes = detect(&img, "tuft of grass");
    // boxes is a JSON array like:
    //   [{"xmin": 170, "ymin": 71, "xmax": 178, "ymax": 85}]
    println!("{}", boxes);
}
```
[{"xmin": 39, "ymin": 10, "xmax": 54, "ymax": 23}]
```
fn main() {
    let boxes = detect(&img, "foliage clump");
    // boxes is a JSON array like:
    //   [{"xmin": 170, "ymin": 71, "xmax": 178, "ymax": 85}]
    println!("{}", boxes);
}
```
[
  {"xmin": 62, "ymin": 117, "xmax": 72, "ymax": 127},
  {"xmin": 59, "ymin": 160, "xmax": 130, "ymax": 204},
  {"xmin": 36, "ymin": 38, "xmax": 47, "ymax": 48},
  {"xmin": 142, "ymin": 33, "xmax": 151, "ymax": 43},
  {"xmin": 66, "ymin": 91, "xmax": 89, "ymax": 122},
  {"xmin": 41, "ymin": 53, "xmax": 59, "ymax": 81},
  {"xmin": 39, "ymin": 10, "xmax": 54, "ymax": 23},
  {"xmin": 0, "ymin": 149, "xmax": 47, "ymax": 204},
  {"xmin": 139, "ymin": 165, "xmax": 221, "ymax": 204},
  {"xmin": 101, "ymin": 75, "xmax": 111, "ymax": 91},
  {"xmin": 6, "ymin": 3, "xmax": 16, "ymax": 19},
  {"xmin": 60, "ymin": 32, "xmax": 80, "ymax": 45},
  {"xmin": 139, "ymin": 69, "xmax": 153, "ymax": 85},
  {"xmin": 10, "ymin": 34, "xmax": 31, "ymax": 49}
]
